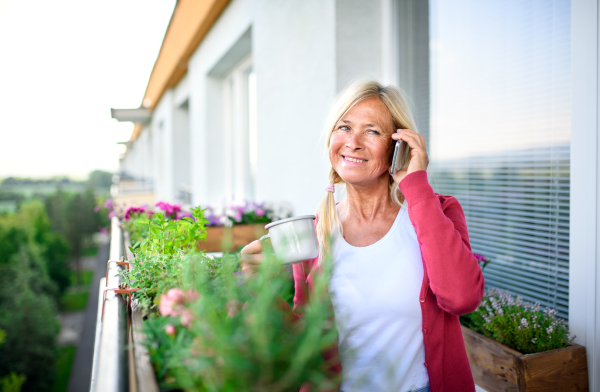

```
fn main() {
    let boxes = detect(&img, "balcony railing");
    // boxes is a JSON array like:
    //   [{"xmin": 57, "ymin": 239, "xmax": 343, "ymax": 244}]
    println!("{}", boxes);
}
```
[{"xmin": 90, "ymin": 216, "xmax": 158, "ymax": 392}]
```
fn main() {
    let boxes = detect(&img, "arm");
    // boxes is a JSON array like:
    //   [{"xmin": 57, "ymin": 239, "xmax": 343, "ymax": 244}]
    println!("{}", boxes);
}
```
[{"xmin": 399, "ymin": 170, "xmax": 485, "ymax": 315}]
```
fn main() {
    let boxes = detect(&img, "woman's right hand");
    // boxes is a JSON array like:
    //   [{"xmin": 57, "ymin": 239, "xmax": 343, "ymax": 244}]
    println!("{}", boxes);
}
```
[{"xmin": 240, "ymin": 240, "xmax": 266, "ymax": 281}]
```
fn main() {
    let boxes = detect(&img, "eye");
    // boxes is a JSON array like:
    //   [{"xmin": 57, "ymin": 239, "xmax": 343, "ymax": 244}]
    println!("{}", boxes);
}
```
[
  {"xmin": 367, "ymin": 129, "xmax": 381, "ymax": 135},
  {"xmin": 337, "ymin": 125, "xmax": 351, "ymax": 131}
]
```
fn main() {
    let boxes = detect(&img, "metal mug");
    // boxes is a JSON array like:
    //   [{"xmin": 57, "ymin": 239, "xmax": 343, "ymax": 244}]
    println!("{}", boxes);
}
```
[{"xmin": 260, "ymin": 215, "xmax": 318, "ymax": 264}]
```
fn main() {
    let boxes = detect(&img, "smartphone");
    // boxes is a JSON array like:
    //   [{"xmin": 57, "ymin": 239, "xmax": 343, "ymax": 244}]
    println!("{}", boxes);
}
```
[{"xmin": 390, "ymin": 140, "xmax": 408, "ymax": 176}]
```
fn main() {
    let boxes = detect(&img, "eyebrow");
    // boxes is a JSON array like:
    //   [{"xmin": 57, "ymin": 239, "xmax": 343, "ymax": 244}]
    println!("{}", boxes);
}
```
[{"xmin": 340, "ymin": 119, "xmax": 380, "ymax": 127}]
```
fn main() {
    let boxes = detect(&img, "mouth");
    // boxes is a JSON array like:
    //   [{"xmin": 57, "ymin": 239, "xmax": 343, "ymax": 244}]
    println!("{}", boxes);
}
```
[{"xmin": 342, "ymin": 155, "xmax": 367, "ymax": 163}]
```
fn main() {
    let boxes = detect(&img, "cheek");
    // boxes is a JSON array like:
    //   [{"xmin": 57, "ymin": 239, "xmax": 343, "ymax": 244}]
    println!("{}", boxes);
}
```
[
  {"xmin": 371, "ymin": 141, "xmax": 393, "ymax": 164},
  {"xmin": 328, "ymin": 136, "xmax": 344, "ymax": 158}
]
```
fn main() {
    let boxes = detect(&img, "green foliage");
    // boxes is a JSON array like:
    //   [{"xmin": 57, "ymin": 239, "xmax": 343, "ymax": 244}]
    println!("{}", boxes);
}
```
[
  {"xmin": 69, "ymin": 270, "xmax": 93, "ymax": 287},
  {"xmin": 121, "ymin": 206, "xmax": 210, "ymax": 310},
  {"xmin": 86, "ymin": 170, "xmax": 113, "ymax": 191},
  {"xmin": 49, "ymin": 345, "xmax": 76, "ymax": 392},
  {"xmin": 81, "ymin": 246, "xmax": 98, "ymax": 257},
  {"xmin": 45, "ymin": 188, "xmax": 100, "ymax": 285},
  {"xmin": 0, "ymin": 202, "xmax": 63, "ymax": 391},
  {"xmin": 460, "ymin": 288, "xmax": 572, "ymax": 354},
  {"xmin": 0, "ymin": 248, "xmax": 59, "ymax": 391},
  {"xmin": 0, "ymin": 330, "xmax": 24, "ymax": 392},
  {"xmin": 0, "ymin": 373, "xmax": 26, "ymax": 392},
  {"xmin": 144, "ymin": 251, "xmax": 338, "ymax": 391},
  {"xmin": 60, "ymin": 291, "xmax": 89, "ymax": 312},
  {"xmin": 122, "ymin": 204, "xmax": 338, "ymax": 390}
]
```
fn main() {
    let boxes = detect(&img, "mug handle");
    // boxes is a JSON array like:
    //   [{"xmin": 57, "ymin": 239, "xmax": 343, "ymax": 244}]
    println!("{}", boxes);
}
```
[{"xmin": 259, "ymin": 234, "xmax": 270, "ymax": 241}]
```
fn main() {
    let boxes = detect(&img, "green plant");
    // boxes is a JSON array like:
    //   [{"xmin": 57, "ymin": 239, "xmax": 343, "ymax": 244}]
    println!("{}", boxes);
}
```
[
  {"xmin": 121, "ymin": 203, "xmax": 339, "ymax": 390},
  {"xmin": 145, "ymin": 251, "xmax": 338, "ymax": 391},
  {"xmin": 461, "ymin": 288, "xmax": 572, "ymax": 354},
  {"xmin": 121, "ymin": 206, "xmax": 209, "ymax": 310}
]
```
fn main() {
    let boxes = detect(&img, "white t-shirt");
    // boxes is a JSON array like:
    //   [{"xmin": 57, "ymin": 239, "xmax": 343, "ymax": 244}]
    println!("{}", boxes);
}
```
[{"xmin": 328, "ymin": 204, "xmax": 429, "ymax": 392}]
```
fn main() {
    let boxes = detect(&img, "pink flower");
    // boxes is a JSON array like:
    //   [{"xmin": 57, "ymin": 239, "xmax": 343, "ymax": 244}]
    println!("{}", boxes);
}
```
[
  {"xmin": 255, "ymin": 208, "xmax": 265, "ymax": 217},
  {"xmin": 108, "ymin": 211, "xmax": 117, "ymax": 219},
  {"xmin": 180, "ymin": 308, "xmax": 194, "ymax": 327},
  {"xmin": 124, "ymin": 206, "xmax": 147, "ymax": 221},
  {"xmin": 155, "ymin": 201, "xmax": 182, "ymax": 218},
  {"xmin": 159, "ymin": 296, "xmax": 175, "ymax": 317},
  {"xmin": 100, "ymin": 227, "xmax": 107, "ymax": 235},
  {"xmin": 186, "ymin": 290, "xmax": 199, "ymax": 302},
  {"xmin": 166, "ymin": 288, "xmax": 185, "ymax": 303},
  {"xmin": 104, "ymin": 199, "xmax": 113, "ymax": 210},
  {"xmin": 165, "ymin": 324, "xmax": 176, "ymax": 335},
  {"xmin": 94, "ymin": 204, "xmax": 101, "ymax": 213}
]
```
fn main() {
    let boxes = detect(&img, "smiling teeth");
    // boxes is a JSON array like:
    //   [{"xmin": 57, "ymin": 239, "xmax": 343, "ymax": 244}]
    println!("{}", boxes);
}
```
[{"xmin": 344, "ymin": 156, "xmax": 366, "ymax": 163}]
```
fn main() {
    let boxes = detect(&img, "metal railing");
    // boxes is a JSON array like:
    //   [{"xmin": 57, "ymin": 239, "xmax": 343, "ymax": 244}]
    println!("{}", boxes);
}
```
[{"xmin": 90, "ymin": 217, "xmax": 130, "ymax": 392}]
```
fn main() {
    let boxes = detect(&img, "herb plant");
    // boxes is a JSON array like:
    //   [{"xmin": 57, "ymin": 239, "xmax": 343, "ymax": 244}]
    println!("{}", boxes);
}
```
[
  {"xmin": 121, "ymin": 203, "xmax": 338, "ymax": 391},
  {"xmin": 461, "ymin": 287, "xmax": 573, "ymax": 354}
]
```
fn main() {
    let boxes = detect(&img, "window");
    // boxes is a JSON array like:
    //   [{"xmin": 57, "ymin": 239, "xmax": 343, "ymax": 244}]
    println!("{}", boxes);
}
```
[
  {"xmin": 222, "ymin": 56, "xmax": 257, "ymax": 201},
  {"xmin": 399, "ymin": 0, "xmax": 571, "ymax": 317}
]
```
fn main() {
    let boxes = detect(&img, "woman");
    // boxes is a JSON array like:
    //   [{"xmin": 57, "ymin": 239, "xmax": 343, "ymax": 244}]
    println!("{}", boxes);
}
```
[{"xmin": 242, "ymin": 80, "xmax": 485, "ymax": 392}]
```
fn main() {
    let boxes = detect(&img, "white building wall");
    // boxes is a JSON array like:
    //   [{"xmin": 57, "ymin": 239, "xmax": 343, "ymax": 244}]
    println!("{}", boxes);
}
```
[
  {"xmin": 151, "ymin": 90, "xmax": 175, "ymax": 201},
  {"xmin": 188, "ymin": 0, "xmax": 253, "ymax": 206},
  {"xmin": 252, "ymin": 0, "xmax": 336, "ymax": 215},
  {"xmin": 172, "ymin": 75, "xmax": 192, "ymax": 203},
  {"xmin": 124, "ymin": 0, "xmax": 390, "ymax": 217}
]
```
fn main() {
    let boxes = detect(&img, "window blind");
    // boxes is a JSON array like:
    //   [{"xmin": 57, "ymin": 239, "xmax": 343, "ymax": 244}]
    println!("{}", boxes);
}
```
[{"xmin": 426, "ymin": 0, "xmax": 571, "ymax": 317}]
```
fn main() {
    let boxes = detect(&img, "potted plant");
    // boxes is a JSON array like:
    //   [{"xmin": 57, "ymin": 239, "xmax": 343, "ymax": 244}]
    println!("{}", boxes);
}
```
[
  {"xmin": 460, "ymin": 288, "xmax": 588, "ymax": 392},
  {"xmin": 199, "ymin": 201, "xmax": 292, "ymax": 252},
  {"xmin": 121, "ymin": 207, "xmax": 340, "ymax": 391}
]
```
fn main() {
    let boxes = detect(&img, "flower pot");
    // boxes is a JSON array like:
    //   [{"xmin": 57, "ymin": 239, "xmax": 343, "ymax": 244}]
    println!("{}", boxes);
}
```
[
  {"xmin": 197, "ymin": 224, "xmax": 267, "ymax": 252},
  {"xmin": 461, "ymin": 325, "xmax": 588, "ymax": 391}
]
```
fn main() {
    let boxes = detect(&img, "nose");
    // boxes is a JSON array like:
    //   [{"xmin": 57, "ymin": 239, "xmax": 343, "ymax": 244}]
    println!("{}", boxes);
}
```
[{"xmin": 345, "ymin": 131, "xmax": 364, "ymax": 151}]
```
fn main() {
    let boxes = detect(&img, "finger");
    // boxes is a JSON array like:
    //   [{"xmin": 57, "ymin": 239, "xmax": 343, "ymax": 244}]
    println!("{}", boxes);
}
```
[
  {"xmin": 240, "ymin": 240, "xmax": 263, "ymax": 255},
  {"xmin": 399, "ymin": 131, "xmax": 426, "ymax": 151},
  {"xmin": 392, "ymin": 132, "xmax": 422, "ymax": 150},
  {"xmin": 241, "ymin": 253, "xmax": 265, "ymax": 264}
]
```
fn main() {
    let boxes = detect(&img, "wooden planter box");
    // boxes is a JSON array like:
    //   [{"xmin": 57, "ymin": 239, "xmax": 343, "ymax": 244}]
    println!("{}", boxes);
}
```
[
  {"xmin": 461, "ymin": 325, "xmax": 588, "ymax": 392},
  {"xmin": 197, "ymin": 224, "xmax": 267, "ymax": 252}
]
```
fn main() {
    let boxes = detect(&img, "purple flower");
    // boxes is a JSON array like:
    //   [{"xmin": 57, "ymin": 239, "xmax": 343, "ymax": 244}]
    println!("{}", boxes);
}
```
[
  {"xmin": 521, "ymin": 318, "xmax": 529, "ymax": 328},
  {"xmin": 255, "ymin": 208, "xmax": 265, "ymax": 217},
  {"xmin": 176, "ymin": 211, "xmax": 193, "ymax": 220},
  {"xmin": 155, "ymin": 202, "xmax": 181, "ymax": 218},
  {"xmin": 474, "ymin": 253, "xmax": 488, "ymax": 263},
  {"xmin": 124, "ymin": 206, "xmax": 147, "ymax": 221},
  {"xmin": 108, "ymin": 211, "xmax": 117, "ymax": 219},
  {"xmin": 206, "ymin": 213, "xmax": 221, "ymax": 227},
  {"xmin": 94, "ymin": 204, "xmax": 101, "ymax": 213},
  {"xmin": 104, "ymin": 199, "xmax": 113, "ymax": 210}
]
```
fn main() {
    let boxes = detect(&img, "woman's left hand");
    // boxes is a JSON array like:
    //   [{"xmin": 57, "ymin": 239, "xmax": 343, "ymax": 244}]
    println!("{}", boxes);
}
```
[{"xmin": 390, "ymin": 129, "xmax": 429, "ymax": 183}]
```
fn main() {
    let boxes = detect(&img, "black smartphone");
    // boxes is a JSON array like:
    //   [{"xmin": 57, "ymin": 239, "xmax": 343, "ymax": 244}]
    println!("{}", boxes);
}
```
[{"xmin": 390, "ymin": 140, "xmax": 408, "ymax": 176}]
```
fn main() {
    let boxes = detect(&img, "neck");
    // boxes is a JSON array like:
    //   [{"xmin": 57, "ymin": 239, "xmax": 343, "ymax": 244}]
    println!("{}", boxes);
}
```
[{"xmin": 338, "ymin": 174, "xmax": 398, "ymax": 222}]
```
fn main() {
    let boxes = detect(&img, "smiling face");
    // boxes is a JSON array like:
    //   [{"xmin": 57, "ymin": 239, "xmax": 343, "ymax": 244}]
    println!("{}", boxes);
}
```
[{"xmin": 329, "ymin": 97, "xmax": 395, "ymax": 187}]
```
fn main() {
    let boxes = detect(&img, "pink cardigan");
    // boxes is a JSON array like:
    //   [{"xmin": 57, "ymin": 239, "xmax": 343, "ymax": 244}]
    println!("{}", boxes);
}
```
[{"xmin": 291, "ymin": 170, "xmax": 485, "ymax": 392}]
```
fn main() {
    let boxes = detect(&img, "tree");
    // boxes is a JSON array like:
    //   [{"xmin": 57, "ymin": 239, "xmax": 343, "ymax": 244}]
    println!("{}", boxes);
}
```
[
  {"xmin": 0, "ymin": 207, "xmax": 60, "ymax": 391},
  {"xmin": 87, "ymin": 170, "xmax": 113, "ymax": 192}
]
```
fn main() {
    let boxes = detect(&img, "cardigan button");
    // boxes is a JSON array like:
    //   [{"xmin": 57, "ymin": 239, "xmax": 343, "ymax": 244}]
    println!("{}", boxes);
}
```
[
  {"xmin": 424, "ymin": 362, "xmax": 428, "ymax": 368},
  {"xmin": 422, "ymin": 328, "xmax": 427, "ymax": 334},
  {"xmin": 420, "ymin": 298, "xmax": 425, "ymax": 302}
]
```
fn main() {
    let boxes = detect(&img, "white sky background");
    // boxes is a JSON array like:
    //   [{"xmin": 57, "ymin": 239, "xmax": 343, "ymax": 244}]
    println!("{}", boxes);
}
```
[{"xmin": 0, "ymin": 0, "xmax": 176, "ymax": 179}]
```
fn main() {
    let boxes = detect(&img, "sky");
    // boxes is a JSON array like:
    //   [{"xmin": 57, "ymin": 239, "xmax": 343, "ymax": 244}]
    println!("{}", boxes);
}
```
[{"xmin": 0, "ymin": 0, "xmax": 176, "ymax": 179}]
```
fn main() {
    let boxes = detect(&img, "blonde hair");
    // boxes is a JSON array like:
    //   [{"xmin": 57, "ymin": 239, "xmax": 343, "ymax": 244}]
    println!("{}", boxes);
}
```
[{"xmin": 315, "ymin": 79, "xmax": 419, "ymax": 262}]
